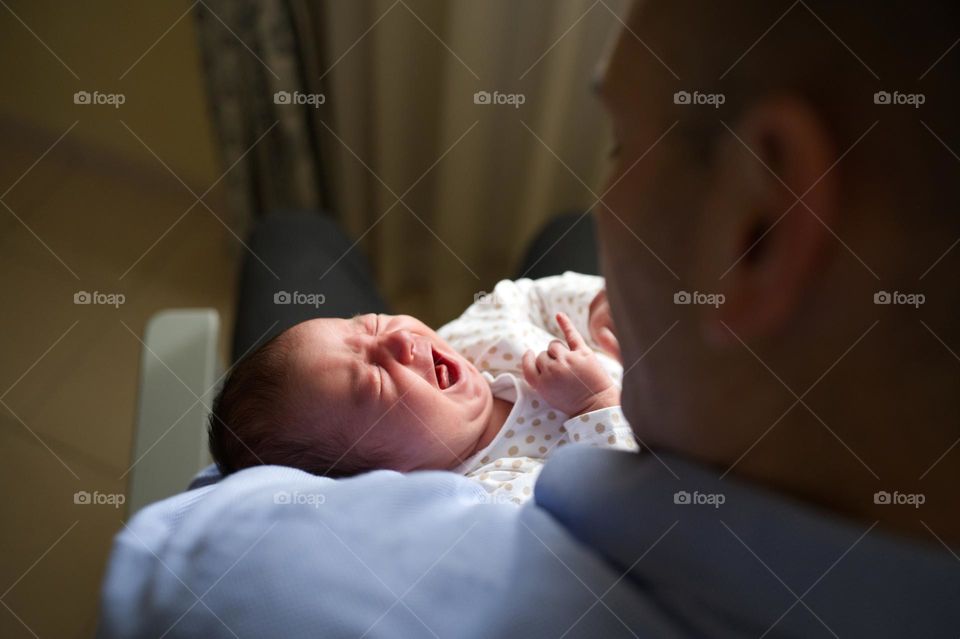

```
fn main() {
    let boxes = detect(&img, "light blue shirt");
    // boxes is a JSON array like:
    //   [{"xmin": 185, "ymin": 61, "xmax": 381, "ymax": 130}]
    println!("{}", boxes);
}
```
[{"xmin": 97, "ymin": 446, "xmax": 960, "ymax": 638}]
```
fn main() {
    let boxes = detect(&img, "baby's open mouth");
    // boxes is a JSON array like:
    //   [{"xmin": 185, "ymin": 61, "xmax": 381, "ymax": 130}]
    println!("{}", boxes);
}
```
[{"xmin": 431, "ymin": 347, "xmax": 459, "ymax": 390}]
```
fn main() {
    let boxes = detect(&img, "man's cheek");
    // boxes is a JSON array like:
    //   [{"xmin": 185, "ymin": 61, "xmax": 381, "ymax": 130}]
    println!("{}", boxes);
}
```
[
  {"xmin": 597, "ymin": 212, "xmax": 634, "ymax": 293},
  {"xmin": 597, "ymin": 240, "xmax": 647, "ymax": 379},
  {"xmin": 597, "ymin": 177, "xmax": 642, "ymax": 249}
]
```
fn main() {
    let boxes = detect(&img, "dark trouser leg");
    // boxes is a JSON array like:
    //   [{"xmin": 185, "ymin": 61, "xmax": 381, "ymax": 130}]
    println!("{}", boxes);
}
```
[
  {"xmin": 231, "ymin": 211, "xmax": 390, "ymax": 362},
  {"xmin": 517, "ymin": 211, "xmax": 600, "ymax": 279}
]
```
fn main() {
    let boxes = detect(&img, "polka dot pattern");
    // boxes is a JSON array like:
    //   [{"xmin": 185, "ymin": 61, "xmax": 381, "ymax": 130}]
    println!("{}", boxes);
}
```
[{"xmin": 436, "ymin": 272, "xmax": 637, "ymax": 505}]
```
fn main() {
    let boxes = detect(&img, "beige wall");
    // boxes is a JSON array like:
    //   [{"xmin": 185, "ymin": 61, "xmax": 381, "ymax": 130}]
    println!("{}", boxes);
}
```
[
  {"xmin": 0, "ymin": 0, "xmax": 219, "ymax": 185},
  {"xmin": 320, "ymin": 0, "xmax": 624, "ymax": 324}
]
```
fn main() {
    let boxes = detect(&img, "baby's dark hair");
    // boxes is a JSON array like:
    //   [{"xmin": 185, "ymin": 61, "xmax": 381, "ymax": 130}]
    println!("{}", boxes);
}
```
[{"xmin": 208, "ymin": 326, "xmax": 388, "ymax": 478}]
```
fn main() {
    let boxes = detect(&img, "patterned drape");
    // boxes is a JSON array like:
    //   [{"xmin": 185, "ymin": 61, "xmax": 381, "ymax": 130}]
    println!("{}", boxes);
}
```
[
  {"xmin": 195, "ymin": 0, "xmax": 328, "ymax": 236},
  {"xmin": 196, "ymin": 0, "xmax": 625, "ymax": 325}
]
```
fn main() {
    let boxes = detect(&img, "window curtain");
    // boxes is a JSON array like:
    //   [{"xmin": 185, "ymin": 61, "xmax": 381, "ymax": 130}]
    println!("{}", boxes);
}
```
[
  {"xmin": 197, "ymin": 0, "xmax": 627, "ymax": 325},
  {"xmin": 195, "ymin": 0, "xmax": 330, "ymax": 236}
]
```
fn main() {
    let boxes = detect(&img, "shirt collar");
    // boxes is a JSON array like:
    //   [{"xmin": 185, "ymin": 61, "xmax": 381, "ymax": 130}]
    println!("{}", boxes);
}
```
[{"xmin": 536, "ymin": 446, "xmax": 960, "ymax": 637}]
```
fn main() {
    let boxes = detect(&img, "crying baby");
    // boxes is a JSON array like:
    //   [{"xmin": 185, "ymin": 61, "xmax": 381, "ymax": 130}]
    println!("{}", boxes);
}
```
[{"xmin": 209, "ymin": 272, "xmax": 638, "ymax": 504}]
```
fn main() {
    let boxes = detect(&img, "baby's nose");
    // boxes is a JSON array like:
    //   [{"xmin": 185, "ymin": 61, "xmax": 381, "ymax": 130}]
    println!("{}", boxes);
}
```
[{"xmin": 383, "ymin": 330, "xmax": 415, "ymax": 365}]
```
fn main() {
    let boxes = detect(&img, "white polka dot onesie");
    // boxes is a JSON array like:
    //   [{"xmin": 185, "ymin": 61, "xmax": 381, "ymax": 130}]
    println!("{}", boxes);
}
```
[{"xmin": 437, "ymin": 272, "xmax": 638, "ymax": 505}]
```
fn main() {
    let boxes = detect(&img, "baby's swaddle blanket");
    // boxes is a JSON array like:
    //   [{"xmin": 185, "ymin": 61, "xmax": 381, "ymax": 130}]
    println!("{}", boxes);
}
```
[{"xmin": 438, "ymin": 272, "xmax": 638, "ymax": 503}]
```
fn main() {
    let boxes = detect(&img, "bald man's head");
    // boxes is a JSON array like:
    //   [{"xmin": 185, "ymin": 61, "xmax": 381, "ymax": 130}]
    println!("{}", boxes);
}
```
[
  {"xmin": 628, "ymin": 1, "xmax": 960, "ymax": 204},
  {"xmin": 596, "ymin": 0, "xmax": 960, "ymax": 542}
]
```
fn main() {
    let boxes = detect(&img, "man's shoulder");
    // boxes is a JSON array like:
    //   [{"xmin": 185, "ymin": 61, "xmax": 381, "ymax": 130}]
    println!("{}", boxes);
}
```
[
  {"xmin": 126, "ymin": 465, "xmax": 515, "ymax": 553},
  {"xmin": 101, "ymin": 468, "xmax": 543, "ymax": 636},
  {"xmin": 101, "ymin": 464, "xmax": 657, "ymax": 638}
]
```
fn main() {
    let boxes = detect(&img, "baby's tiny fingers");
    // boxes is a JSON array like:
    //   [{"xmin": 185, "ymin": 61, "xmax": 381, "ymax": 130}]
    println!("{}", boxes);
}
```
[
  {"xmin": 536, "ymin": 351, "xmax": 553, "ymax": 375},
  {"xmin": 547, "ymin": 339, "xmax": 567, "ymax": 359},
  {"xmin": 521, "ymin": 350, "xmax": 539, "ymax": 385},
  {"xmin": 556, "ymin": 312, "xmax": 586, "ymax": 351}
]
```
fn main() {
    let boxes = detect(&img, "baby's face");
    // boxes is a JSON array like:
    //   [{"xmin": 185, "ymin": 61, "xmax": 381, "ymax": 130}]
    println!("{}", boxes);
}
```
[{"xmin": 285, "ymin": 314, "xmax": 493, "ymax": 471}]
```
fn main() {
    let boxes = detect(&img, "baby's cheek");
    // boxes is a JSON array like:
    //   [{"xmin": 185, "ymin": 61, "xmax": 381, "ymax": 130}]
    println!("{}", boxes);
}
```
[{"xmin": 392, "ymin": 393, "xmax": 439, "ymax": 438}]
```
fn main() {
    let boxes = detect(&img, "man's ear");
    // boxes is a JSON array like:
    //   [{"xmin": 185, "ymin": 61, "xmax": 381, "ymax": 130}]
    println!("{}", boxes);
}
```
[{"xmin": 703, "ymin": 96, "xmax": 839, "ymax": 343}]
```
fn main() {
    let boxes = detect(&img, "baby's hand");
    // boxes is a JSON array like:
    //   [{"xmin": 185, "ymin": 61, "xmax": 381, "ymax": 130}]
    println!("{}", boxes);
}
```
[{"xmin": 522, "ymin": 313, "xmax": 619, "ymax": 416}]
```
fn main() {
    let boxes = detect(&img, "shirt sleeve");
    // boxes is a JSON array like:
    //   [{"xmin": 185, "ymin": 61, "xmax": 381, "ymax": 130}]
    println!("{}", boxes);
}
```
[{"xmin": 562, "ymin": 406, "xmax": 638, "ymax": 453}]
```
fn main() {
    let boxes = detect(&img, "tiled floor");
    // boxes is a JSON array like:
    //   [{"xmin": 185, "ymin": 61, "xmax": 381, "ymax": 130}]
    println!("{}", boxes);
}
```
[{"xmin": 0, "ymin": 123, "xmax": 237, "ymax": 638}]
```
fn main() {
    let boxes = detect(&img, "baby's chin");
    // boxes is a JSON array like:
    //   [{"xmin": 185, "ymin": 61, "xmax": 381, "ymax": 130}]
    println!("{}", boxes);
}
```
[{"xmin": 469, "ymin": 362, "xmax": 490, "ymax": 394}]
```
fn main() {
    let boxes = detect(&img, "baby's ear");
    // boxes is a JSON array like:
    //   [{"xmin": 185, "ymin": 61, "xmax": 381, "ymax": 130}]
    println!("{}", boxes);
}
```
[{"xmin": 595, "ymin": 327, "xmax": 621, "ymax": 361}]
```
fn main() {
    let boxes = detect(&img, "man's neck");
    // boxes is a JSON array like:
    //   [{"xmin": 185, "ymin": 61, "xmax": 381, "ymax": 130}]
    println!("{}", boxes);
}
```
[{"xmin": 732, "ymin": 445, "xmax": 960, "ymax": 547}]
